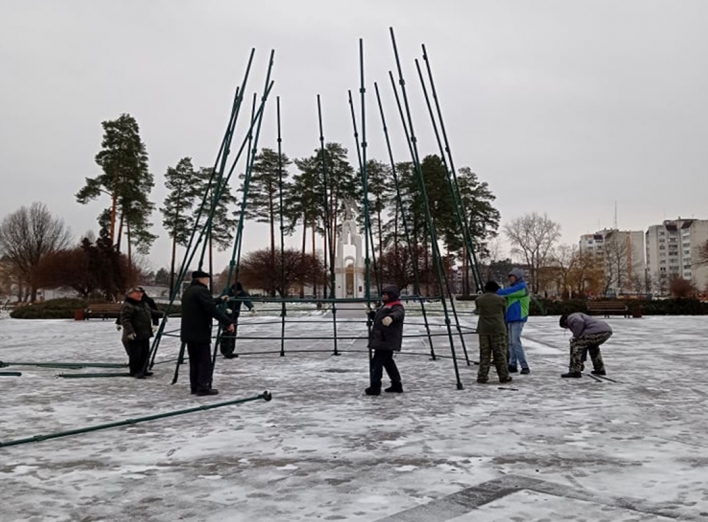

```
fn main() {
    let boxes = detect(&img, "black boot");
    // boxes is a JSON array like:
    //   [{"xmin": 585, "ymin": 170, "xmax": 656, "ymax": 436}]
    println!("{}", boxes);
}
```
[
  {"xmin": 384, "ymin": 382, "xmax": 403, "ymax": 393},
  {"xmin": 591, "ymin": 370, "xmax": 606, "ymax": 376},
  {"xmin": 508, "ymin": 365, "xmax": 518, "ymax": 373},
  {"xmin": 365, "ymin": 386, "xmax": 381, "ymax": 396},
  {"xmin": 561, "ymin": 371, "xmax": 582, "ymax": 378}
]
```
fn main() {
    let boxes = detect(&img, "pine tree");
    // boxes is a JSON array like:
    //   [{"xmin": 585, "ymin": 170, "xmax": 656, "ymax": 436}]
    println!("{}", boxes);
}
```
[
  {"xmin": 240, "ymin": 148, "xmax": 292, "ymax": 260},
  {"xmin": 76, "ymin": 113, "xmax": 156, "ymax": 266},
  {"xmin": 161, "ymin": 157, "xmax": 200, "ymax": 290}
]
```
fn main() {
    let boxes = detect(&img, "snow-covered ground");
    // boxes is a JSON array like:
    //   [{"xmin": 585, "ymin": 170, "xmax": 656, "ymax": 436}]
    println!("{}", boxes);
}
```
[{"xmin": 1, "ymin": 311, "xmax": 707, "ymax": 521}]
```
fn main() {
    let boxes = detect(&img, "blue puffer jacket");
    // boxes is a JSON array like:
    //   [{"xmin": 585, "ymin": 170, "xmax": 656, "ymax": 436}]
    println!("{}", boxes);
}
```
[{"xmin": 497, "ymin": 268, "xmax": 530, "ymax": 323}]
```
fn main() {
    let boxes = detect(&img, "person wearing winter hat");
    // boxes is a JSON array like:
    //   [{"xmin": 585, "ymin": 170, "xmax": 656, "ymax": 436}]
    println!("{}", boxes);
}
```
[
  {"xmin": 559, "ymin": 312, "xmax": 612, "ymax": 378},
  {"xmin": 219, "ymin": 281, "xmax": 255, "ymax": 359},
  {"xmin": 180, "ymin": 270, "xmax": 235, "ymax": 396},
  {"xmin": 119, "ymin": 287, "xmax": 164, "ymax": 378},
  {"xmin": 364, "ymin": 284, "xmax": 405, "ymax": 396},
  {"xmin": 497, "ymin": 268, "xmax": 531, "ymax": 374},
  {"xmin": 475, "ymin": 281, "xmax": 513, "ymax": 384}
]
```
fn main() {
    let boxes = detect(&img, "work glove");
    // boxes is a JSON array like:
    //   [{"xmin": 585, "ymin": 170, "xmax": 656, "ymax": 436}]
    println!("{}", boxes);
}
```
[
  {"xmin": 226, "ymin": 308, "xmax": 233, "ymax": 315},
  {"xmin": 220, "ymin": 295, "xmax": 230, "ymax": 301},
  {"xmin": 250, "ymin": 308, "xmax": 257, "ymax": 316},
  {"xmin": 116, "ymin": 325, "xmax": 122, "ymax": 331},
  {"xmin": 152, "ymin": 325, "xmax": 158, "ymax": 333},
  {"xmin": 127, "ymin": 333, "xmax": 136, "ymax": 340},
  {"xmin": 381, "ymin": 316, "xmax": 393, "ymax": 327}
]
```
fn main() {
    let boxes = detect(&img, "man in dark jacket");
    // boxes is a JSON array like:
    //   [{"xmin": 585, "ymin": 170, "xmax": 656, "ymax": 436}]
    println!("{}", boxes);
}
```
[
  {"xmin": 219, "ymin": 282, "xmax": 255, "ymax": 359},
  {"xmin": 475, "ymin": 281, "xmax": 512, "ymax": 384},
  {"xmin": 365, "ymin": 284, "xmax": 405, "ymax": 396},
  {"xmin": 120, "ymin": 287, "xmax": 164, "ymax": 378},
  {"xmin": 180, "ymin": 270, "xmax": 235, "ymax": 396},
  {"xmin": 559, "ymin": 312, "xmax": 613, "ymax": 378}
]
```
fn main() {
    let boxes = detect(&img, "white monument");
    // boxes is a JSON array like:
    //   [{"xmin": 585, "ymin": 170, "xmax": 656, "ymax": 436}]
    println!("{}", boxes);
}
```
[{"xmin": 335, "ymin": 199, "xmax": 366, "ymax": 298}]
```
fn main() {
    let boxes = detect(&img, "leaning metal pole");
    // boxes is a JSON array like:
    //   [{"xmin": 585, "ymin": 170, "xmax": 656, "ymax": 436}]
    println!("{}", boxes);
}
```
[
  {"xmin": 421, "ymin": 45, "xmax": 484, "ymax": 291},
  {"xmin": 389, "ymin": 27, "xmax": 464, "ymax": 389},
  {"xmin": 372, "ymin": 81, "xmax": 437, "ymax": 359}
]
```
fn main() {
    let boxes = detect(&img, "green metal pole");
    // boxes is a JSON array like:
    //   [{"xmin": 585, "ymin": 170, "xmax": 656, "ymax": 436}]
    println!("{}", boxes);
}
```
[
  {"xmin": 412, "ymin": 57, "xmax": 472, "ymax": 366},
  {"xmin": 0, "ymin": 392, "xmax": 273, "ymax": 449},
  {"xmin": 372, "ymin": 81, "xmax": 437, "ymax": 359},
  {"xmin": 421, "ymin": 44, "xmax": 484, "ymax": 291},
  {"xmin": 211, "ymin": 53, "xmax": 277, "ymax": 373},
  {"xmin": 347, "ymin": 89, "xmax": 381, "ymax": 299},
  {"xmin": 59, "ymin": 372, "xmax": 132, "ymax": 379},
  {"xmin": 276, "ymin": 96, "xmax": 288, "ymax": 357},
  {"xmin": 389, "ymin": 27, "xmax": 464, "ymax": 389},
  {"xmin": 157, "ymin": 80, "xmax": 274, "ymax": 374},
  {"xmin": 316, "ymin": 95, "xmax": 339, "ymax": 356},
  {"xmin": 1, "ymin": 361, "xmax": 124, "ymax": 369},
  {"xmin": 0, "ymin": 371, "xmax": 22, "ymax": 377}
]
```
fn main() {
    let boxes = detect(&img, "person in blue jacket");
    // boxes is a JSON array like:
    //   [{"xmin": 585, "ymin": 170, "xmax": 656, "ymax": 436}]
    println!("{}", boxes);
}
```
[{"xmin": 497, "ymin": 268, "xmax": 531, "ymax": 374}]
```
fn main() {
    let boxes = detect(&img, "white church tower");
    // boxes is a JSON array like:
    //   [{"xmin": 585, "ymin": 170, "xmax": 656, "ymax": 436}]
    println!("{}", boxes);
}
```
[{"xmin": 334, "ymin": 199, "xmax": 366, "ymax": 298}]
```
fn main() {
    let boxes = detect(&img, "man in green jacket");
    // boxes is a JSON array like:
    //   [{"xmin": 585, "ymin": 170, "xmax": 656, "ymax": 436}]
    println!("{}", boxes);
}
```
[
  {"xmin": 475, "ymin": 281, "xmax": 512, "ymax": 384},
  {"xmin": 497, "ymin": 268, "xmax": 531, "ymax": 374}
]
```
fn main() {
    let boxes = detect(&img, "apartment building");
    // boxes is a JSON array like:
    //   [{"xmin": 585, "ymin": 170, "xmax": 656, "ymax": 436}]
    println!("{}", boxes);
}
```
[
  {"xmin": 579, "ymin": 229, "xmax": 645, "ymax": 295},
  {"xmin": 646, "ymin": 218, "xmax": 708, "ymax": 294}
]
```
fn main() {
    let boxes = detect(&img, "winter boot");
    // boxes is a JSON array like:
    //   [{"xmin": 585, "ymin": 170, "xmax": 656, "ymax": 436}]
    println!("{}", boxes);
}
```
[
  {"xmin": 508, "ymin": 365, "xmax": 518, "ymax": 373},
  {"xmin": 591, "ymin": 370, "xmax": 607, "ymax": 376},
  {"xmin": 520, "ymin": 368, "xmax": 530, "ymax": 375},
  {"xmin": 365, "ymin": 386, "xmax": 381, "ymax": 396},
  {"xmin": 384, "ymin": 382, "xmax": 403, "ymax": 393},
  {"xmin": 476, "ymin": 378, "xmax": 488, "ymax": 384},
  {"xmin": 499, "ymin": 376, "xmax": 513, "ymax": 384},
  {"xmin": 561, "ymin": 371, "xmax": 582, "ymax": 378}
]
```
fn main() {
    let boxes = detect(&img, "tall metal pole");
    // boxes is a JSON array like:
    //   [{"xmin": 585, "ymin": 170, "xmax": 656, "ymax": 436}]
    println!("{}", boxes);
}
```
[{"xmin": 389, "ymin": 27, "xmax": 464, "ymax": 389}]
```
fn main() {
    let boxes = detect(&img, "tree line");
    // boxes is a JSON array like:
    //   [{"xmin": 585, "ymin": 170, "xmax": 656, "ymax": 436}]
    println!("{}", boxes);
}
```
[
  {"xmin": 4, "ymin": 113, "xmax": 704, "ymax": 303},
  {"xmin": 0, "ymin": 113, "xmax": 501, "ymax": 302}
]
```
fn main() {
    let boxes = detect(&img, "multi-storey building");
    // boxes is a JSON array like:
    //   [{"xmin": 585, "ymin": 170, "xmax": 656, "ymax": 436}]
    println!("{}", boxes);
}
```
[
  {"xmin": 646, "ymin": 218, "xmax": 708, "ymax": 295},
  {"xmin": 579, "ymin": 229, "xmax": 645, "ymax": 295}
]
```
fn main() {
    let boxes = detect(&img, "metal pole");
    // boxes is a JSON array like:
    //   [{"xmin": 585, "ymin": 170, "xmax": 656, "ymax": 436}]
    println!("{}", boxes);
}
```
[{"xmin": 0, "ymin": 392, "xmax": 273, "ymax": 449}]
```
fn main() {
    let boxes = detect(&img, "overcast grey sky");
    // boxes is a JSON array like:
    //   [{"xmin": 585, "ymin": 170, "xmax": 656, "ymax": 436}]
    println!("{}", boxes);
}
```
[{"xmin": 1, "ymin": 0, "xmax": 707, "ymax": 271}]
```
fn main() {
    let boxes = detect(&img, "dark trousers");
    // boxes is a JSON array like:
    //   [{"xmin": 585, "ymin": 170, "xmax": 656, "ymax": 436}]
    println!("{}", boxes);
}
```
[
  {"xmin": 370, "ymin": 349, "xmax": 401, "ymax": 390},
  {"xmin": 127, "ymin": 338, "xmax": 150, "ymax": 376},
  {"xmin": 478, "ymin": 333, "xmax": 510, "ymax": 382},
  {"xmin": 219, "ymin": 329, "xmax": 237, "ymax": 357},
  {"xmin": 187, "ymin": 342, "xmax": 214, "ymax": 393}
]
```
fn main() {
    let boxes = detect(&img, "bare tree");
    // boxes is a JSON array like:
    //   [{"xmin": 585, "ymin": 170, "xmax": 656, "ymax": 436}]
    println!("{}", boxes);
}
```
[
  {"xmin": 669, "ymin": 275, "xmax": 696, "ymax": 298},
  {"xmin": 0, "ymin": 203, "xmax": 72, "ymax": 302},
  {"xmin": 504, "ymin": 212, "xmax": 561, "ymax": 293},
  {"xmin": 601, "ymin": 232, "xmax": 630, "ymax": 296},
  {"xmin": 694, "ymin": 239, "xmax": 708, "ymax": 267},
  {"xmin": 550, "ymin": 244, "xmax": 580, "ymax": 297}
]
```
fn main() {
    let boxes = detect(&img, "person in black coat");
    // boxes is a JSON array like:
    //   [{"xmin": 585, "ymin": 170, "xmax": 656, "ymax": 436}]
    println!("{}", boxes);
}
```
[
  {"xmin": 219, "ymin": 282, "xmax": 255, "ymax": 359},
  {"xmin": 180, "ymin": 270, "xmax": 234, "ymax": 396},
  {"xmin": 116, "ymin": 287, "xmax": 161, "ymax": 356},
  {"xmin": 365, "ymin": 284, "xmax": 405, "ymax": 396},
  {"xmin": 120, "ymin": 287, "xmax": 164, "ymax": 378}
]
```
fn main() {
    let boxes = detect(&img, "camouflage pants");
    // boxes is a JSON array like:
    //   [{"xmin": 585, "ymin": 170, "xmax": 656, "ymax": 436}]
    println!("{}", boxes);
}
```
[
  {"xmin": 478, "ymin": 333, "xmax": 510, "ymax": 382},
  {"xmin": 569, "ymin": 331, "xmax": 612, "ymax": 373}
]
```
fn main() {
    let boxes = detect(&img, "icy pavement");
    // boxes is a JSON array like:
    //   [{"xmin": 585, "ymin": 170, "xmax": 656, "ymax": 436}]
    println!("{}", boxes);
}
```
[{"xmin": 1, "ymin": 313, "xmax": 707, "ymax": 521}]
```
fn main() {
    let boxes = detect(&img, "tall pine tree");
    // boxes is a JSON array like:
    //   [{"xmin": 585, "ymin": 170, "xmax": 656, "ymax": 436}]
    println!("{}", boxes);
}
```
[{"xmin": 76, "ymin": 113, "xmax": 156, "ymax": 267}]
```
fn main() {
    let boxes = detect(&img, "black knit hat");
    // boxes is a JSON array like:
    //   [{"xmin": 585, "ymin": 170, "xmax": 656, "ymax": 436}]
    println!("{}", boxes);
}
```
[
  {"xmin": 192, "ymin": 269, "xmax": 211, "ymax": 279},
  {"xmin": 559, "ymin": 314, "xmax": 569, "ymax": 328},
  {"xmin": 484, "ymin": 281, "xmax": 500, "ymax": 293},
  {"xmin": 382, "ymin": 285, "xmax": 400, "ymax": 301}
]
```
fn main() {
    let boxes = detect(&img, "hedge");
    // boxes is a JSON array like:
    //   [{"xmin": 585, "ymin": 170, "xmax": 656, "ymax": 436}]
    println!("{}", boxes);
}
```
[
  {"xmin": 10, "ymin": 298, "xmax": 89, "ymax": 319},
  {"xmin": 529, "ymin": 297, "xmax": 708, "ymax": 316},
  {"xmin": 10, "ymin": 298, "xmax": 182, "ymax": 319}
]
